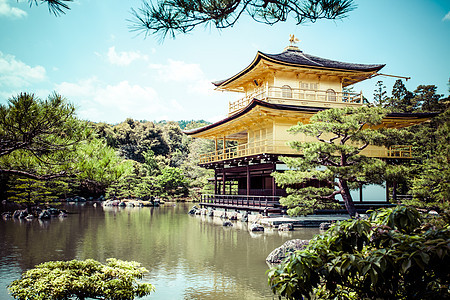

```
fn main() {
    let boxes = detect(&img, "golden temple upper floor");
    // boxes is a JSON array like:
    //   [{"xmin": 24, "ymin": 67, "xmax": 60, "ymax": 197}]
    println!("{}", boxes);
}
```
[{"xmin": 212, "ymin": 45, "xmax": 385, "ymax": 115}]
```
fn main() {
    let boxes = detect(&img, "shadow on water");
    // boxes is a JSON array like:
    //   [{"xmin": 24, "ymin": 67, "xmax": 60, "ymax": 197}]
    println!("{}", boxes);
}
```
[{"xmin": 0, "ymin": 203, "xmax": 319, "ymax": 299}]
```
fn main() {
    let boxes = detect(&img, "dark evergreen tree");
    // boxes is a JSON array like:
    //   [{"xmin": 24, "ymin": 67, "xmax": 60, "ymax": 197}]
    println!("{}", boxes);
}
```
[{"xmin": 373, "ymin": 80, "xmax": 387, "ymax": 106}]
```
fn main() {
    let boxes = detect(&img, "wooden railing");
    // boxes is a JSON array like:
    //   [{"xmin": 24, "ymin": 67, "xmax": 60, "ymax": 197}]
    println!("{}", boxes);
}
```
[
  {"xmin": 199, "ymin": 140, "xmax": 413, "ymax": 164},
  {"xmin": 201, "ymin": 194, "xmax": 281, "ymax": 209},
  {"xmin": 199, "ymin": 139, "xmax": 296, "ymax": 164},
  {"xmin": 229, "ymin": 86, "xmax": 363, "ymax": 115},
  {"xmin": 386, "ymin": 145, "xmax": 413, "ymax": 158}
]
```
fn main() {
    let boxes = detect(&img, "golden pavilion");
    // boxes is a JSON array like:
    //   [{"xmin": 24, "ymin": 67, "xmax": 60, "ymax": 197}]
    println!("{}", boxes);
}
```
[{"xmin": 185, "ymin": 41, "xmax": 434, "ymax": 213}]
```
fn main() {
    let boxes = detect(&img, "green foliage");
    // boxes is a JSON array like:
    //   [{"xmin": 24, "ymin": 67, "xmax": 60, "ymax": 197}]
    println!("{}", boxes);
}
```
[
  {"xmin": 390, "ymin": 108, "xmax": 450, "ymax": 210},
  {"xmin": 74, "ymin": 138, "xmax": 129, "ymax": 195},
  {"xmin": 0, "ymin": 92, "xmax": 89, "ymax": 180},
  {"xmin": 268, "ymin": 206, "xmax": 450, "ymax": 299},
  {"xmin": 274, "ymin": 106, "xmax": 398, "ymax": 217},
  {"xmin": 155, "ymin": 167, "xmax": 189, "ymax": 198},
  {"xmin": 179, "ymin": 135, "xmax": 215, "ymax": 198},
  {"xmin": 177, "ymin": 119, "xmax": 210, "ymax": 130},
  {"xmin": 382, "ymin": 79, "xmax": 448, "ymax": 113},
  {"xmin": 103, "ymin": 118, "xmax": 170, "ymax": 163},
  {"xmin": 8, "ymin": 258, "xmax": 154, "ymax": 300},
  {"xmin": 373, "ymin": 80, "xmax": 387, "ymax": 107},
  {"xmin": 7, "ymin": 177, "xmax": 58, "ymax": 206}
]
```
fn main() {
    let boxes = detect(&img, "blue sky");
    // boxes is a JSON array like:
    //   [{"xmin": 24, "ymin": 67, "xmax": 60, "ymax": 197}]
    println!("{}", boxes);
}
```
[{"xmin": 0, "ymin": 0, "xmax": 449, "ymax": 124}]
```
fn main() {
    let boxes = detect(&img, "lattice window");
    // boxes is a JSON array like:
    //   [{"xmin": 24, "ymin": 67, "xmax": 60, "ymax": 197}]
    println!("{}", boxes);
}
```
[
  {"xmin": 282, "ymin": 85, "xmax": 292, "ymax": 98},
  {"xmin": 327, "ymin": 89, "xmax": 337, "ymax": 101}
]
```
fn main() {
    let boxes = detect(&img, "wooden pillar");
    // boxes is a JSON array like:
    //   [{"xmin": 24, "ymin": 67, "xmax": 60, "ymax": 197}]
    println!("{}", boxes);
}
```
[
  {"xmin": 222, "ymin": 168, "xmax": 226, "ymax": 195},
  {"xmin": 214, "ymin": 172, "xmax": 218, "ymax": 195},
  {"xmin": 222, "ymin": 136, "xmax": 226, "ymax": 160},
  {"xmin": 272, "ymin": 163, "xmax": 276, "ymax": 197},
  {"xmin": 214, "ymin": 137, "xmax": 218, "ymax": 159},
  {"xmin": 246, "ymin": 165, "xmax": 250, "ymax": 196}
]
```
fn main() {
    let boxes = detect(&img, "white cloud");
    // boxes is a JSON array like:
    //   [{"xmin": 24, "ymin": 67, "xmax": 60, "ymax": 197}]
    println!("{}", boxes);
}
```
[
  {"xmin": 149, "ymin": 59, "xmax": 215, "ymax": 95},
  {"xmin": 55, "ymin": 78, "xmax": 179, "ymax": 123},
  {"xmin": 149, "ymin": 59, "xmax": 204, "ymax": 82},
  {"xmin": 0, "ymin": 51, "xmax": 46, "ymax": 88},
  {"xmin": 106, "ymin": 46, "xmax": 148, "ymax": 66},
  {"xmin": 443, "ymin": 11, "xmax": 450, "ymax": 21},
  {"xmin": 0, "ymin": 0, "xmax": 27, "ymax": 18}
]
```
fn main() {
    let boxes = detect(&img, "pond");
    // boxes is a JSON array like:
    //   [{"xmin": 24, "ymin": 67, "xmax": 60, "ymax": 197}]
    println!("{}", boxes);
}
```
[{"xmin": 0, "ymin": 203, "xmax": 320, "ymax": 299}]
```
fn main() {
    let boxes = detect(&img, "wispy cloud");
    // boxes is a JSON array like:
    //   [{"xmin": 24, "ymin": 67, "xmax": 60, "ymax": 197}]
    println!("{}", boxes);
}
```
[
  {"xmin": 0, "ymin": 51, "xmax": 46, "ymax": 89},
  {"xmin": 443, "ymin": 11, "xmax": 450, "ymax": 21},
  {"xmin": 0, "ymin": 0, "xmax": 27, "ymax": 18},
  {"xmin": 106, "ymin": 46, "xmax": 148, "ymax": 66}
]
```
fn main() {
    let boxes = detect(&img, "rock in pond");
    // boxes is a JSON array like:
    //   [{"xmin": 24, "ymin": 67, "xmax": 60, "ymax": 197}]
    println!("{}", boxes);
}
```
[
  {"xmin": 2, "ymin": 212, "xmax": 12, "ymax": 220},
  {"xmin": 39, "ymin": 210, "xmax": 51, "ymax": 219},
  {"xmin": 278, "ymin": 223, "xmax": 294, "ymax": 231},
  {"xmin": 223, "ymin": 220, "xmax": 233, "ymax": 227},
  {"xmin": 249, "ymin": 223, "xmax": 264, "ymax": 232},
  {"xmin": 241, "ymin": 211, "xmax": 249, "ymax": 222},
  {"xmin": 229, "ymin": 212, "xmax": 238, "ymax": 221},
  {"xmin": 266, "ymin": 239, "xmax": 310, "ymax": 264},
  {"xmin": 207, "ymin": 208, "xmax": 214, "ymax": 217},
  {"xmin": 188, "ymin": 205, "xmax": 199, "ymax": 215}
]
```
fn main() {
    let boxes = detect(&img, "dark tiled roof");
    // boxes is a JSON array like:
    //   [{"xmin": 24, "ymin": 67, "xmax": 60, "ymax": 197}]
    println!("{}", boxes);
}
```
[
  {"xmin": 263, "ymin": 49, "xmax": 385, "ymax": 72},
  {"xmin": 213, "ymin": 48, "xmax": 385, "ymax": 87}
]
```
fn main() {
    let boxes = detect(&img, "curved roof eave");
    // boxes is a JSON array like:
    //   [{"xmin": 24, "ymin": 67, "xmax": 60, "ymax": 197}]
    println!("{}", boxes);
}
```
[{"xmin": 184, "ymin": 99, "xmax": 439, "ymax": 136}]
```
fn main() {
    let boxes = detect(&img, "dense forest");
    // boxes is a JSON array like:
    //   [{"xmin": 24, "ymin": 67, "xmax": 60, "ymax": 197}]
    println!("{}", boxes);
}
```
[
  {"xmin": 0, "ymin": 93, "xmax": 214, "ymax": 207},
  {"xmin": 0, "ymin": 79, "xmax": 448, "ymax": 211}
]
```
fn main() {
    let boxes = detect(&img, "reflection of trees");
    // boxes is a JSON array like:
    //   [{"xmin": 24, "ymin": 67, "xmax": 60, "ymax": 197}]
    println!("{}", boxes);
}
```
[
  {"xmin": 1, "ymin": 204, "xmax": 320, "ymax": 299},
  {"xmin": 0, "ymin": 204, "xmax": 102, "ymax": 271}
]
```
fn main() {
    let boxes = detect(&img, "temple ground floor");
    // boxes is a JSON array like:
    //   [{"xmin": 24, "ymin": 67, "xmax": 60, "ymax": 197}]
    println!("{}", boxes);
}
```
[{"xmin": 200, "ymin": 154, "xmax": 400, "ymax": 215}]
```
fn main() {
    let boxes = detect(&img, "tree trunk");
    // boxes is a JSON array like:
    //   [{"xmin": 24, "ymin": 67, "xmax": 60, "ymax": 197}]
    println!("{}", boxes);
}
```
[
  {"xmin": 392, "ymin": 181, "xmax": 397, "ymax": 202},
  {"xmin": 339, "ymin": 178, "xmax": 356, "ymax": 217}
]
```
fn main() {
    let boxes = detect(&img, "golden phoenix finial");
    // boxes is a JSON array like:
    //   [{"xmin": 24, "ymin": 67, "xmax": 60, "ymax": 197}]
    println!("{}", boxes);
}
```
[{"xmin": 289, "ymin": 34, "xmax": 300, "ymax": 46}]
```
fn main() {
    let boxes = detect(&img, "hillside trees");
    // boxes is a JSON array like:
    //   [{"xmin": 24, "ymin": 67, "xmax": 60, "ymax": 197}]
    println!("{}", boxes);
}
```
[
  {"xmin": 99, "ymin": 120, "xmax": 212, "ymax": 200},
  {"xmin": 273, "ymin": 106, "xmax": 406, "ymax": 217},
  {"xmin": 105, "ymin": 118, "xmax": 170, "ymax": 163}
]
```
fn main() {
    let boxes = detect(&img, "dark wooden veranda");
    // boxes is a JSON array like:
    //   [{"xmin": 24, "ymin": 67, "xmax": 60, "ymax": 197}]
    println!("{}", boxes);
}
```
[{"xmin": 200, "ymin": 194, "xmax": 285, "ymax": 215}]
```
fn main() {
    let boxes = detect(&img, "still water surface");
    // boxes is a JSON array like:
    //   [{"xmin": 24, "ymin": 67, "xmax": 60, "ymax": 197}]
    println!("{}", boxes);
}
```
[{"xmin": 0, "ymin": 203, "xmax": 319, "ymax": 299}]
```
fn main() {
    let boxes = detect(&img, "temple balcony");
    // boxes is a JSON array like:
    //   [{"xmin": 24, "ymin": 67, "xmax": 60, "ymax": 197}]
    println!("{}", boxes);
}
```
[
  {"xmin": 228, "ymin": 86, "xmax": 364, "ymax": 116},
  {"xmin": 199, "ymin": 140, "xmax": 412, "ymax": 165}
]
